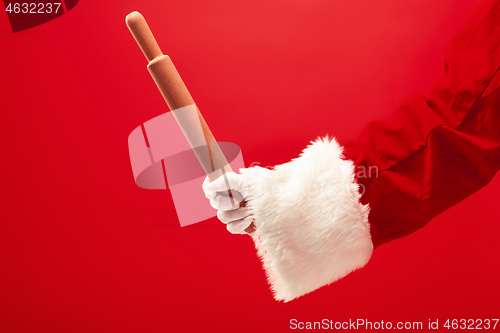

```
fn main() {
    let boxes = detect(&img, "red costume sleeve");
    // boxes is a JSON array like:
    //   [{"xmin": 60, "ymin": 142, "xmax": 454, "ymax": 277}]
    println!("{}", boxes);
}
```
[{"xmin": 342, "ymin": 0, "xmax": 500, "ymax": 248}]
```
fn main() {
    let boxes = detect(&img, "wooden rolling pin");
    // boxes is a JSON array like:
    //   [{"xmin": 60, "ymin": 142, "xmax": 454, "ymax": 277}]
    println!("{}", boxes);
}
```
[
  {"xmin": 126, "ymin": 11, "xmax": 255, "ymax": 232},
  {"xmin": 125, "ymin": 11, "xmax": 229, "ymax": 181}
]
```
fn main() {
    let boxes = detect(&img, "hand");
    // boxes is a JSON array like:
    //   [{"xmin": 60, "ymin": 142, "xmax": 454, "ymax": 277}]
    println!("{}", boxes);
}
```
[{"xmin": 202, "ymin": 172, "xmax": 255, "ymax": 234}]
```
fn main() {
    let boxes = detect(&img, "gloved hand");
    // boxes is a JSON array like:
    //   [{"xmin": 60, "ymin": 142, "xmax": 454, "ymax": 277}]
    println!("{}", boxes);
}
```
[{"xmin": 202, "ymin": 172, "xmax": 255, "ymax": 234}]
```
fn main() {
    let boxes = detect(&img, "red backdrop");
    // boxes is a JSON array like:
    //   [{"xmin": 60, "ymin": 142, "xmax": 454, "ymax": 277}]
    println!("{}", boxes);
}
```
[{"xmin": 1, "ymin": 0, "xmax": 499, "ymax": 331}]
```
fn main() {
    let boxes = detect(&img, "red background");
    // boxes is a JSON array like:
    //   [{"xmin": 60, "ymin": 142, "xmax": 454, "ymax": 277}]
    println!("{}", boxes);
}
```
[{"xmin": 1, "ymin": 0, "xmax": 499, "ymax": 332}]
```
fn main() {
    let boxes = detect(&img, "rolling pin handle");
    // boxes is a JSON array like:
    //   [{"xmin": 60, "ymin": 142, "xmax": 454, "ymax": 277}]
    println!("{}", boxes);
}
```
[{"xmin": 126, "ymin": 11, "xmax": 163, "ymax": 62}]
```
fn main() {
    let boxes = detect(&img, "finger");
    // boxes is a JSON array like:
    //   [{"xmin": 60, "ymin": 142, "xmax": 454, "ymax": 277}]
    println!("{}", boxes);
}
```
[
  {"xmin": 202, "ymin": 177, "xmax": 217, "ymax": 199},
  {"xmin": 227, "ymin": 216, "xmax": 254, "ymax": 234},
  {"xmin": 210, "ymin": 192, "xmax": 244, "ymax": 211},
  {"xmin": 203, "ymin": 173, "xmax": 233, "ymax": 194},
  {"xmin": 217, "ymin": 207, "xmax": 251, "ymax": 224},
  {"xmin": 204, "ymin": 172, "xmax": 247, "ymax": 197},
  {"xmin": 202, "ymin": 174, "xmax": 232, "ymax": 199}
]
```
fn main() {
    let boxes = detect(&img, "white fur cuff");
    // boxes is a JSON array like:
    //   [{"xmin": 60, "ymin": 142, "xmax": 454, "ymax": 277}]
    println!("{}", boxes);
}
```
[{"xmin": 240, "ymin": 137, "xmax": 373, "ymax": 302}]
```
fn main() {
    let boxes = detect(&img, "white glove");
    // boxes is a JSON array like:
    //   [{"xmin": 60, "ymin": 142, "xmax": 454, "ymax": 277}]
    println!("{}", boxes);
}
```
[{"xmin": 202, "ymin": 172, "xmax": 254, "ymax": 234}]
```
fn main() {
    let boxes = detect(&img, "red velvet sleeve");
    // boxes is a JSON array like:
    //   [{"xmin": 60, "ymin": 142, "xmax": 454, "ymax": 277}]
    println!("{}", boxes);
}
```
[{"xmin": 342, "ymin": 0, "xmax": 500, "ymax": 248}]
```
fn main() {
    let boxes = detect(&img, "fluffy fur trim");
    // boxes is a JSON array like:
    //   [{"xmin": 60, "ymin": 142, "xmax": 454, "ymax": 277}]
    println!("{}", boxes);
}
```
[{"xmin": 240, "ymin": 137, "xmax": 372, "ymax": 302}]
